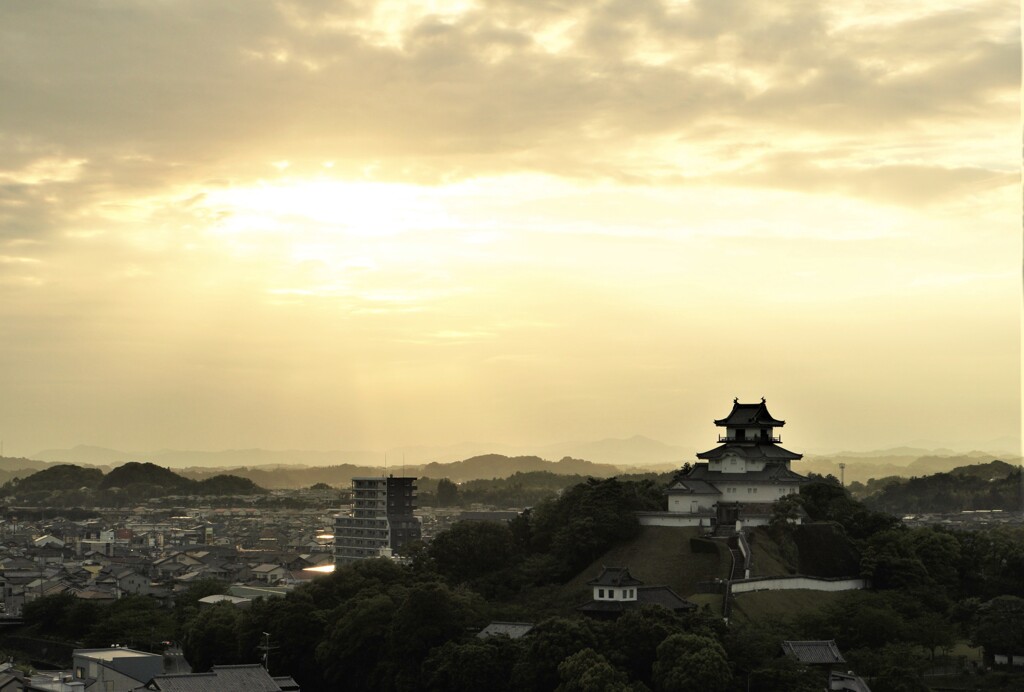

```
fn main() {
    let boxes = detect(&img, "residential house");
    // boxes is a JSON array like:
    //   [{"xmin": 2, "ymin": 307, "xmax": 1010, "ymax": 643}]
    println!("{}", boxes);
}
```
[{"xmin": 68, "ymin": 648, "xmax": 163, "ymax": 692}]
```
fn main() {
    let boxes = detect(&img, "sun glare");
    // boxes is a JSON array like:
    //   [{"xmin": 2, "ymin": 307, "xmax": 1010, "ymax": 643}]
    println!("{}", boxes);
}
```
[{"xmin": 204, "ymin": 179, "xmax": 450, "ymax": 238}]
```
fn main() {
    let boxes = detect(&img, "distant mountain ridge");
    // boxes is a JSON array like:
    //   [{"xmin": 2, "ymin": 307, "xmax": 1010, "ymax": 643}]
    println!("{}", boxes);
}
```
[
  {"xmin": 20, "ymin": 441, "xmax": 1022, "ymax": 489},
  {"xmin": 3, "ymin": 461, "xmax": 264, "ymax": 504},
  {"xmin": 32, "ymin": 436, "xmax": 690, "ymax": 469},
  {"xmin": 801, "ymin": 452, "xmax": 1023, "ymax": 485}
]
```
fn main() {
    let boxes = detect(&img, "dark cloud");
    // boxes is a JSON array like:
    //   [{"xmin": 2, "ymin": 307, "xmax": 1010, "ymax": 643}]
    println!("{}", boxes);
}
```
[{"xmin": 0, "ymin": 0, "xmax": 1015, "ymax": 236}]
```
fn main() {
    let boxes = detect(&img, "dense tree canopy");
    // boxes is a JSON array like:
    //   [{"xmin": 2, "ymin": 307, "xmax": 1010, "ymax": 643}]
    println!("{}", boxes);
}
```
[{"xmin": 14, "ymin": 468, "xmax": 1024, "ymax": 691}]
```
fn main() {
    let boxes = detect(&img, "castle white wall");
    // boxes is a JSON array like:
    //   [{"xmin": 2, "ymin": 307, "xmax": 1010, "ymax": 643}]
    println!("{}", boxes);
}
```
[
  {"xmin": 667, "ymin": 496, "xmax": 717, "ymax": 513},
  {"xmin": 636, "ymin": 513, "xmax": 710, "ymax": 527},
  {"xmin": 717, "ymin": 482, "xmax": 795, "ymax": 502},
  {"xmin": 635, "ymin": 513, "xmax": 775, "ymax": 529},
  {"xmin": 730, "ymin": 576, "xmax": 867, "ymax": 594}
]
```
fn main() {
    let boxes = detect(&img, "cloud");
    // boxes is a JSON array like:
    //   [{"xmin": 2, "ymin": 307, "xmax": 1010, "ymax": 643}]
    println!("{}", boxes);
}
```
[{"xmin": 0, "ymin": 0, "xmax": 1014, "ymax": 202}]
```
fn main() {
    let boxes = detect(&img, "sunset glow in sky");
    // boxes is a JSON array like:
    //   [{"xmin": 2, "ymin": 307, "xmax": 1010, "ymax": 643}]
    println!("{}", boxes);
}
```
[{"xmin": 1, "ymin": 0, "xmax": 1020, "ymax": 458}]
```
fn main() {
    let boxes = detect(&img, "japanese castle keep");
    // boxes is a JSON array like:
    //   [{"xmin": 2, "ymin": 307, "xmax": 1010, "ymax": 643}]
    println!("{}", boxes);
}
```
[{"xmin": 639, "ymin": 398, "xmax": 809, "ymax": 530}]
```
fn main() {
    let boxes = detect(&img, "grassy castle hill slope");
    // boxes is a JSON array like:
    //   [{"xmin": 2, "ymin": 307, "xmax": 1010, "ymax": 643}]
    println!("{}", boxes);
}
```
[{"xmin": 546, "ymin": 523, "xmax": 863, "ymax": 622}]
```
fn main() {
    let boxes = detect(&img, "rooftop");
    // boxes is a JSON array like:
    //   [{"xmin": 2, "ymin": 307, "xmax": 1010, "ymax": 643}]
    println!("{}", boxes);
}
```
[
  {"xmin": 696, "ymin": 443, "xmax": 802, "ymax": 462},
  {"xmin": 74, "ymin": 647, "xmax": 160, "ymax": 661},
  {"xmin": 687, "ymin": 463, "xmax": 808, "ymax": 483},
  {"xmin": 781, "ymin": 640, "xmax": 846, "ymax": 665},
  {"xmin": 145, "ymin": 664, "xmax": 287, "ymax": 692},
  {"xmin": 579, "ymin": 586, "xmax": 697, "ymax": 614},
  {"xmin": 714, "ymin": 398, "xmax": 786, "ymax": 428},
  {"xmin": 476, "ymin": 621, "xmax": 535, "ymax": 640},
  {"xmin": 587, "ymin": 566, "xmax": 643, "ymax": 587}
]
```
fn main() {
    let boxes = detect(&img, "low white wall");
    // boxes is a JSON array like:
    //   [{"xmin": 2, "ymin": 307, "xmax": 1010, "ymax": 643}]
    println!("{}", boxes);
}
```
[
  {"xmin": 731, "ymin": 576, "xmax": 867, "ymax": 594},
  {"xmin": 636, "ymin": 513, "xmax": 709, "ymax": 528},
  {"xmin": 636, "ymin": 513, "xmax": 774, "ymax": 529}
]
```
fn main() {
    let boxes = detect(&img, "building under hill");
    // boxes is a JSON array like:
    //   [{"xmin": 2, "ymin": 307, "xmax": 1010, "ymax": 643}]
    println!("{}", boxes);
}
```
[
  {"xmin": 578, "ymin": 566, "xmax": 697, "ymax": 618},
  {"xmin": 334, "ymin": 476, "xmax": 421, "ymax": 565},
  {"xmin": 639, "ymin": 399, "xmax": 809, "ymax": 530}
]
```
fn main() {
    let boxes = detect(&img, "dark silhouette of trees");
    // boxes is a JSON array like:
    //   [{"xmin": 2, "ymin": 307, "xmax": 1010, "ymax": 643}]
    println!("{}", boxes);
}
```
[
  {"xmin": 436, "ymin": 478, "xmax": 459, "ymax": 506},
  {"xmin": 652, "ymin": 633, "xmax": 731, "ymax": 692}
]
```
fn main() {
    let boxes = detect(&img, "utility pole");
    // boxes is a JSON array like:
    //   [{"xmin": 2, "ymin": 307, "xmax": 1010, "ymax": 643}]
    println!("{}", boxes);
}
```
[{"xmin": 259, "ymin": 632, "xmax": 278, "ymax": 673}]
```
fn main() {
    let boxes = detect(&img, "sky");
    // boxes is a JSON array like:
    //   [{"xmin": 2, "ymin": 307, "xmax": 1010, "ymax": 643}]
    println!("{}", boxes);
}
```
[{"xmin": 0, "ymin": 0, "xmax": 1020, "ymax": 460}]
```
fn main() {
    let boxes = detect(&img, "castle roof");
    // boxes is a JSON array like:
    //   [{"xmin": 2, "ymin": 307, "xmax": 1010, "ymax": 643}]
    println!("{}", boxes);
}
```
[
  {"xmin": 696, "ymin": 443, "xmax": 802, "ymax": 461},
  {"xmin": 686, "ymin": 462, "xmax": 808, "ymax": 484},
  {"xmin": 665, "ymin": 479, "xmax": 720, "ymax": 495},
  {"xmin": 714, "ymin": 399, "xmax": 785, "ymax": 427}
]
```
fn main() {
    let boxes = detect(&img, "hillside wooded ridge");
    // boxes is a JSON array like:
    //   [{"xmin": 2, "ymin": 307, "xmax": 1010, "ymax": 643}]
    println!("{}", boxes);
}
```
[
  {"xmin": 0, "ymin": 462, "xmax": 265, "ymax": 506},
  {"xmin": 1, "ymin": 448, "xmax": 1019, "ymax": 491},
  {"xmin": 853, "ymin": 460, "xmax": 1022, "ymax": 514},
  {"xmin": 0, "ymin": 455, "xmax": 1020, "ymax": 515},
  {"xmin": 6, "ymin": 473, "xmax": 1024, "ymax": 692}
]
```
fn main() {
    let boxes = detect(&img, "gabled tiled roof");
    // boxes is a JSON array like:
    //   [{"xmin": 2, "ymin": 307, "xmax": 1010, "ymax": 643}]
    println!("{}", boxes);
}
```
[
  {"xmin": 637, "ymin": 586, "xmax": 698, "ymax": 611},
  {"xmin": 687, "ymin": 462, "xmax": 808, "ymax": 483},
  {"xmin": 587, "ymin": 566, "xmax": 643, "ymax": 587},
  {"xmin": 666, "ymin": 479, "xmax": 720, "ymax": 495},
  {"xmin": 714, "ymin": 399, "xmax": 785, "ymax": 427},
  {"xmin": 476, "ymin": 621, "xmax": 535, "ymax": 639},
  {"xmin": 579, "ymin": 586, "xmax": 697, "ymax": 614},
  {"xmin": 697, "ymin": 443, "xmax": 802, "ymax": 461},
  {"xmin": 781, "ymin": 640, "xmax": 846, "ymax": 664}
]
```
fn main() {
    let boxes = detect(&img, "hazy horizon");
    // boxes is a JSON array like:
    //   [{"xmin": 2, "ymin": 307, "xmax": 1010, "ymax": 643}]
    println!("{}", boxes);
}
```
[
  {"xmin": 1, "ymin": 1, "xmax": 1019, "ymax": 459},
  {"xmin": 20, "ymin": 432, "xmax": 1024, "ymax": 471}
]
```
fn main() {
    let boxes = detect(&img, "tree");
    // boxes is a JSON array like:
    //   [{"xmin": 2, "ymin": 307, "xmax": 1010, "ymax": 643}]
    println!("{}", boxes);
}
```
[
  {"xmin": 746, "ymin": 658, "xmax": 822, "ymax": 692},
  {"xmin": 530, "ymin": 478, "xmax": 660, "ymax": 577},
  {"xmin": 427, "ymin": 521, "xmax": 523, "ymax": 585},
  {"xmin": 908, "ymin": 611, "xmax": 956, "ymax": 660},
  {"xmin": 181, "ymin": 603, "xmax": 244, "ymax": 671},
  {"xmin": 422, "ymin": 637, "xmax": 520, "ymax": 692},
  {"xmin": 22, "ymin": 593, "xmax": 79, "ymax": 635},
  {"xmin": 316, "ymin": 591, "xmax": 398, "ymax": 690},
  {"xmin": 387, "ymin": 582, "xmax": 486, "ymax": 684},
  {"xmin": 604, "ymin": 606, "xmax": 683, "ymax": 686},
  {"xmin": 86, "ymin": 595, "xmax": 175, "ymax": 651},
  {"xmin": 512, "ymin": 618, "xmax": 604, "ymax": 692},
  {"xmin": 652, "ymin": 633, "xmax": 731, "ymax": 692},
  {"xmin": 971, "ymin": 595, "xmax": 1024, "ymax": 658},
  {"xmin": 236, "ymin": 596, "xmax": 326, "ymax": 688},
  {"xmin": 174, "ymin": 578, "xmax": 229, "ymax": 633},
  {"xmin": 556, "ymin": 649, "xmax": 635, "ymax": 692},
  {"xmin": 436, "ymin": 478, "xmax": 459, "ymax": 506}
]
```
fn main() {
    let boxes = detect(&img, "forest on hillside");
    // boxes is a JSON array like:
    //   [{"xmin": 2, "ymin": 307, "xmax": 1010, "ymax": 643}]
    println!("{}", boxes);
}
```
[
  {"xmin": 849, "ymin": 460, "xmax": 1021, "ymax": 514},
  {"xmin": 0, "ymin": 462, "xmax": 265, "ymax": 507},
  {"xmin": 6, "ymin": 475, "xmax": 1024, "ymax": 691}
]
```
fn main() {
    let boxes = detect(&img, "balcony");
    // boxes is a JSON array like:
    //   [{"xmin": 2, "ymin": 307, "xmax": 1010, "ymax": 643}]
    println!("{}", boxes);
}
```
[{"xmin": 719, "ymin": 435, "xmax": 780, "ymax": 443}]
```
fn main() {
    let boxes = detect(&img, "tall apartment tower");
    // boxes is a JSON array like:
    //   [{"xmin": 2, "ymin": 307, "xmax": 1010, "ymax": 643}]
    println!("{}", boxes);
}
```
[{"xmin": 334, "ymin": 476, "xmax": 421, "ymax": 565}]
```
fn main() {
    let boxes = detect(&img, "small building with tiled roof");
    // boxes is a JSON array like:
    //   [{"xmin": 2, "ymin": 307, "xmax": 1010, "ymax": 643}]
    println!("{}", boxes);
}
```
[
  {"xmin": 476, "ymin": 621, "xmax": 535, "ymax": 640},
  {"xmin": 579, "ymin": 567, "xmax": 697, "ymax": 619},
  {"xmin": 781, "ymin": 640, "xmax": 872, "ymax": 692},
  {"xmin": 781, "ymin": 639, "xmax": 845, "ymax": 665}
]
